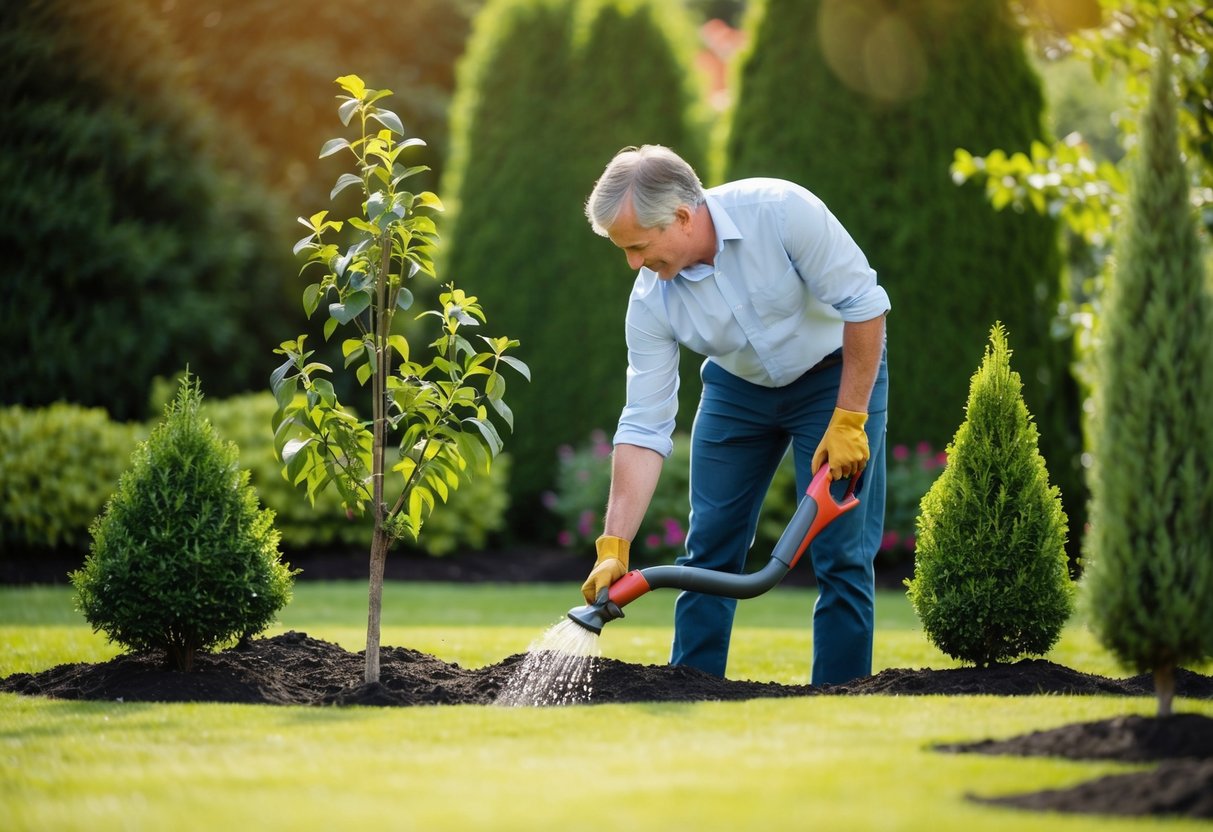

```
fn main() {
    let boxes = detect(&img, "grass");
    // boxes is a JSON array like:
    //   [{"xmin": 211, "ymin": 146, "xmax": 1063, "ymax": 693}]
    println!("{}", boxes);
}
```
[{"xmin": 2, "ymin": 581, "xmax": 1211, "ymax": 832}]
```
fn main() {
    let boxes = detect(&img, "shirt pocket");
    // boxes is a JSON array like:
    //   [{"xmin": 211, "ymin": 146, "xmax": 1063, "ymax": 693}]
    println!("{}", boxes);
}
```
[{"xmin": 752, "ymin": 266, "xmax": 806, "ymax": 324}]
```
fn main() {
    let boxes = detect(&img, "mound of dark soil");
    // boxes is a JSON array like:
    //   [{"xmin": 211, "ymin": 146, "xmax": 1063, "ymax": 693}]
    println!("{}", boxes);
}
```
[
  {"xmin": 6, "ymin": 633, "xmax": 1213, "ymax": 819},
  {"xmin": 940, "ymin": 714, "xmax": 1213, "ymax": 820},
  {"xmin": 4, "ymin": 631, "xmax": 1211, "ymax": 708}
]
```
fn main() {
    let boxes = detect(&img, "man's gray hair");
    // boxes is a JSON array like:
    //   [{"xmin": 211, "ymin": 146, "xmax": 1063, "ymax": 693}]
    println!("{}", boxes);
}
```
[{"xmin": 585, "ymin": 145, "xmax": 706, "ymax": 237}]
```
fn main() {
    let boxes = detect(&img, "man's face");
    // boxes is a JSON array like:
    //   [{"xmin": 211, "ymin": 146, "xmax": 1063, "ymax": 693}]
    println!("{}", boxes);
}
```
[{"xmin": 606, "ymin": 201, "xmax": 693, "ymax": 281}]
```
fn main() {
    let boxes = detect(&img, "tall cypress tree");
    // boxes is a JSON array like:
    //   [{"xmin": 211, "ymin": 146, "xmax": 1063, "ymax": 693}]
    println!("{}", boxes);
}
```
[
  {"xmin": 1082, "ymin": 41, "xmax": 1213, "ymax": 718},
  {"xmin": 723, "ymin": 0, "xmax": 1083, "ymax": 548},
  {"xmin": 442, "ymin": 0, "xmax": 707, "ymax": 532}
]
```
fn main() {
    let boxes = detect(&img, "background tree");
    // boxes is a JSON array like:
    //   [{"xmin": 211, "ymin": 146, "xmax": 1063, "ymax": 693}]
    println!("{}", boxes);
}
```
[
  {"xmin": 723, "ymin": 0, "xmax": 1083, "ymax": 555},
  {"xmin": 442, "ymin": 0, "xmax": 709, "ymax": 534},
  {"xmin": 906, "ymin": 324, "xmax": 1073, "ymax": 668},
  {"xmin": 1081, "ymin": 41, "xmax": 1213, "ymax": 718},
  {"xmin": 141, "ymin": 0, "xmax": 479, "ymax": 211},
  {"xmin": 0, "ymin": 0, "xmax": 294, "ymax": 420},
  {"xmin": 72, "ymin": 375, "xmax": 295, "ymax": 672}
]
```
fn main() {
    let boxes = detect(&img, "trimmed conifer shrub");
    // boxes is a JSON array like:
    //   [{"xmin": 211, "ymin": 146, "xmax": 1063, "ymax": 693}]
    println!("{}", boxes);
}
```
[
  {"xmin": 906, "ymin": 324, "xmax": 1073, "ymax": 668},
  {"xmin": 1080, "ymin": 42, "xmax": 1213, "ymax": 717},
  {"xmin": 723, "ymin": 0, "xmax": 1084, "ymax": 553},
  {"xmin": 71, "ymin": 376, "xmax": 295, "ymax": 672},
  {"xmin": 442, "ymin": 0, "xmax": 708, "ymax": 531}
]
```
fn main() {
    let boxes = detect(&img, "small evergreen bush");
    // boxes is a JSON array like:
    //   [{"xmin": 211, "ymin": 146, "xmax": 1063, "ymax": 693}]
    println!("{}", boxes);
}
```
[
  {"xmin": 71, "ymin": 377, "xmax": 295, "ymax": 671},
  {"xmin": 0, "ymin": 405, "xmax": 143, "ymax": 551},
  {"xmin": 906, "ymin": 324, "xmax": 1073, "ymax": 667}
]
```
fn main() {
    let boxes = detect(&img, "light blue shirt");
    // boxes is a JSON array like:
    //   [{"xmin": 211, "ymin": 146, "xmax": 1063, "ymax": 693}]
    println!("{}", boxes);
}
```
[{"xmin": 615, "ymin": 178, "xmax": 890, "ymax": 457}]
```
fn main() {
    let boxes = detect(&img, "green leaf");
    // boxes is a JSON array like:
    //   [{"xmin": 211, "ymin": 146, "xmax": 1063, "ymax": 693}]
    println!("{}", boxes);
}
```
[
  {"xmin": 338, "ymin": 97, "xmax": 360, "ymax": 126},
  {"xmin": 319, "ymin": 138, "xmax": 351, "ymax": 159},
  {"xmin": 415, "ymin": 192, "xmax": 445, "ymax": 212},
  {"xmin": 331, "ymin": 173, "xmax": 363, "ymax": 200},
  {"xmin": 466, "ymin": 417, "xmax": 503, "ymax": 456},
  {"xmin": 388, "ymin": 335, "xmax": 409, "ymax": 361},
  {"xmin": 323, "ymin": 317, "xmax": 339, "ymax": 341},
  {"xmin": 395, "ymin": 286, "xmax": 414, "ymax": 312},
  {"xmin": 270, "ymin": 357, "xmax": 294, "ymax": 394},
  {"xmin": 498, "ymin": 355, "xmax": 531, "ymax": 381},
  {"xmin": 329, "ymin": 291, "xmax": 372, "ymax": 324},
  {"xmin": 487, "ymin": 395, "xmax": 514, "ymax": 432},
  {"xmin": 302, "ymin": 283, "xmax": 322, "ymax": 317},
  {"xmin": 356, "ymin": 362, "xmax": 373, "ymax": 386},
  {"xmin": 371, "ymin": 108, "xmax": 404, "ymax": 134}
]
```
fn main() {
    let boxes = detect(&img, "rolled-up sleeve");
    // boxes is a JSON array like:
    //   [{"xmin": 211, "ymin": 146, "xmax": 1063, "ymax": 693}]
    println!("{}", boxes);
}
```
[
  {"xmin": 781, "ymin": 187, "xmax": 891, "ymax": 322},
  {"xmin": 613, "ymin": 297, "xmax": 680, "ymax": 458}
]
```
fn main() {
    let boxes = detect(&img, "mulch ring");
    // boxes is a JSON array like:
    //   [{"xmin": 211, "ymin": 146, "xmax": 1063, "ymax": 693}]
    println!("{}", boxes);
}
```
[{"xmin": 4, "ymin": 631, "xmax": 1213, "ymax": 819}]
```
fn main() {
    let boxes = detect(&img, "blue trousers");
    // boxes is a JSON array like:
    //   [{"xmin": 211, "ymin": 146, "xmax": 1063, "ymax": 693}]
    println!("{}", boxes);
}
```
[{"xmin": 670, "ymin": 353, "xmax": 888, "ymax": 685}]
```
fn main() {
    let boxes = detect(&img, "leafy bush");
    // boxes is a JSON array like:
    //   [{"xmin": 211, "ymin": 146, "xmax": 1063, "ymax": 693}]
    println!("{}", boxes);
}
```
[
  {"xmin": 905, "ymin": 325, "xmax": 1073, "ymax": 668},
  {"xmin": 544, "ymin": 430, "xmax": 691, "ymax": 565},
  {"xmin": 0, "ymin": 405, "xmax": 143, "ymax": 551},
  {"xmin": 71, "ymin": 377, "xmax": 295, "ymax": 671},
  {"xmin": 205, "ymin": 391, "xmax": 511, "ymax": 556}
]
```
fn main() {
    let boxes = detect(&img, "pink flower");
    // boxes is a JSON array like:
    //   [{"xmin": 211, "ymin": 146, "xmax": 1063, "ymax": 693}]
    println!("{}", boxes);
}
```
[
  {"xmin": 557, "ymin": 444, "xmax": 574, "ymax": 461},
  {"xmin": 892, "ymin": 444, "xmax": 910, "ymax": 462},
  {"xmin": 576, "ymin": 469, "xmax": 590, "ymax": 483},
  {"xmin": 933, "ymin": 451, "xmax": 948, "ymax": 469},
  {"xmin": 905, "ymin": 535, "xmax": 916, "ymax": 551},
  {"xmin": 645, "ymin": 534, "xmax": 662, "ymax": 549},
  {"xmin": 590, "ymin": 429, "xmax": 612, "ymax": 459},
  {"xmin": 880, "ymin": 530, "xmax": 901, "ymax": 551},
  {"xmin": 577, "ymin": 510, "xmax": 596, "ymax": 538},
  {"xmin": 916, "ymin": 441, "xmax": 932, "ymax": 457},
  {"xmin": 557, "ymin": 530, "xmax": 574, "ymax": 547},
  {"xmin": 541, "ymin": 491, "xmax": 558, "ymax": 510},
  {"xmin": 662, "ymin": 517, "xmax": 686, "ymax": 546}
]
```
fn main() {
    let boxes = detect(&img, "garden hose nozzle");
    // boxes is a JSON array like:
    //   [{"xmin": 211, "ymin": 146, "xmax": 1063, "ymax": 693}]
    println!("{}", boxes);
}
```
[{"xmin": 566, "ymin": 465, "xmax": 861, "ymax": 634}]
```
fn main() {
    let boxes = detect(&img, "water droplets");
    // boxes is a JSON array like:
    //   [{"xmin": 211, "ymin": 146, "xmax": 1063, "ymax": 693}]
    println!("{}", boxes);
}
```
[{"xmin": 497, "ymin": 618, "xmax": 601, "ymax": 707}]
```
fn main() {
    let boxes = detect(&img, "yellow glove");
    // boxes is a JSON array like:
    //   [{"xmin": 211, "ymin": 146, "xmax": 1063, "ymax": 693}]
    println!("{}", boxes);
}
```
[
  {"xmin": 812, "ymin": 407, "xmax": 869, "ymax": 481},
  {"xmin": 581, "ymin": 535, "xmax": 630, "ymax": 604}
]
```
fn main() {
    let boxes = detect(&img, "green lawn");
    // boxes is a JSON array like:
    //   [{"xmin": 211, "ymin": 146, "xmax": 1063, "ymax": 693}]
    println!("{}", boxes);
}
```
[{"xmin": 2, "ymin": 581, "xmax": 1210, "ymax": 832}]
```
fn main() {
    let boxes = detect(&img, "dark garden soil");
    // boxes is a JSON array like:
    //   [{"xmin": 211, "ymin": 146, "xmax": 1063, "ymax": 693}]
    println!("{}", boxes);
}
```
[{"xmin": 4, "ymin": 548, "xmax": 1211, "ymax": 819}]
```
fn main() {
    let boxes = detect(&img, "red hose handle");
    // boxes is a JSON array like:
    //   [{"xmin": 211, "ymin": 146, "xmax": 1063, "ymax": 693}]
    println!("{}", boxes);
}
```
[{"xmin": 787, "ymin": 464, "xmax": 862, "ymax": 569}]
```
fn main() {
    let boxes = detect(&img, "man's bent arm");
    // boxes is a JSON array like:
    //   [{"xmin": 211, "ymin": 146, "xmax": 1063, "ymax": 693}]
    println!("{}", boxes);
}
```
[
  {"xmin": 838, "ymin": 315, "xmax": 886, "ymax": 412},
  {"xmin": 603, "ymin": 443, "xmax": 665, "ymax": 541}
]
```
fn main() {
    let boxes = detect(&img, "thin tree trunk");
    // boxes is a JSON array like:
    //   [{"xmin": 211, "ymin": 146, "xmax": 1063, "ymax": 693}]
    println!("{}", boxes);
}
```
[
  {"xmin": 1154, "ymin": 662, "xmax": 1175, "ymax": 717},
  {"xmin": 365, "ymin": 524, "xmax": 390, "ymax": 683}
]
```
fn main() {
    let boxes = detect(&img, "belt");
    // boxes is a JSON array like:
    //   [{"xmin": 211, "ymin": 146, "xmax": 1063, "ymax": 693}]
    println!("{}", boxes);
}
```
[{"xmin": 807, "ymin": 351, "xmax": 843, "ymax": 374}]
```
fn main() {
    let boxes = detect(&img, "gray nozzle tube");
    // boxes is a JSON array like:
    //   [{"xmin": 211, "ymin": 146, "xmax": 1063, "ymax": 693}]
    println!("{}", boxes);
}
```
[{"xmin": 634, "ymin": 482, "xmax": 822, "ymax": 599}]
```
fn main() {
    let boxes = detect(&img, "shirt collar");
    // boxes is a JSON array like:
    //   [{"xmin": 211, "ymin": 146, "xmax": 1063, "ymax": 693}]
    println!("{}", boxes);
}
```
[{"xmin": 677, "ymin": 194, "xmax": 743, "ymax": 282}]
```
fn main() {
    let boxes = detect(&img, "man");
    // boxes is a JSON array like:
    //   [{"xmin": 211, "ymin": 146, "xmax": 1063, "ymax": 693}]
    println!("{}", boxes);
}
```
[{"xmin": 581, "ymin": 145, "xmax": 889, "ymax": 686}]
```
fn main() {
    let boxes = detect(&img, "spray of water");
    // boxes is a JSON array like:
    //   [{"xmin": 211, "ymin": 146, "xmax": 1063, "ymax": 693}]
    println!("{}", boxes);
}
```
[{"xmin": 497, "ymin": 618, "xmax": 602, "ymax": 707}]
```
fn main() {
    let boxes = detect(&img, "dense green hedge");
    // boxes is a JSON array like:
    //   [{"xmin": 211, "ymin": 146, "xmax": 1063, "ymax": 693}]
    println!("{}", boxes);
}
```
[
  {"xmin": 0, "ymin": 0, "xmax": 295, "ymax": 420},
  {"xmin": 0, "ymin": 397, "xmax": 509, "ymax": 559},
  {"xmin": 443, "ymin": 0, "xmax": 710, "ymax": 534},
  {"xmin": 0, "ymin": 405, "xmax": 145, "ymax": 550},
  {"xmin": 723, "ymin": 0, "xmax": 1085, "ymax": 547}
]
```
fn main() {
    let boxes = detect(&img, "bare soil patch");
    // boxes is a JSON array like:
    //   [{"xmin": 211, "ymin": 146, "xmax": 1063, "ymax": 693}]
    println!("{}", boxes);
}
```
[{"xmin": 4, "ymin": 631, "xmax": 1211, "ymax": 820}]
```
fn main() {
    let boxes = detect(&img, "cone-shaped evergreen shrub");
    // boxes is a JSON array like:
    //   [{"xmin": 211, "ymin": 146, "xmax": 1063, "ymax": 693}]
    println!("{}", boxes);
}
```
[
  {"xmin": 72, "ymin": 376, "xmax": 295, "ymax": 672},
  {"xmin": 1081, "ymin": 42, "xmax": 1213, "ymax": 717},
  {"xmin": 724, "ymin": 0, "xmax": 1084, "ymax": 552},
  {"xmin": 442, "ymin": 0, "xmax": 708, "ymax": 531},
  {"xmin": 906, "ymin": 324, "xmax": 1073, "ymax": 667}
]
